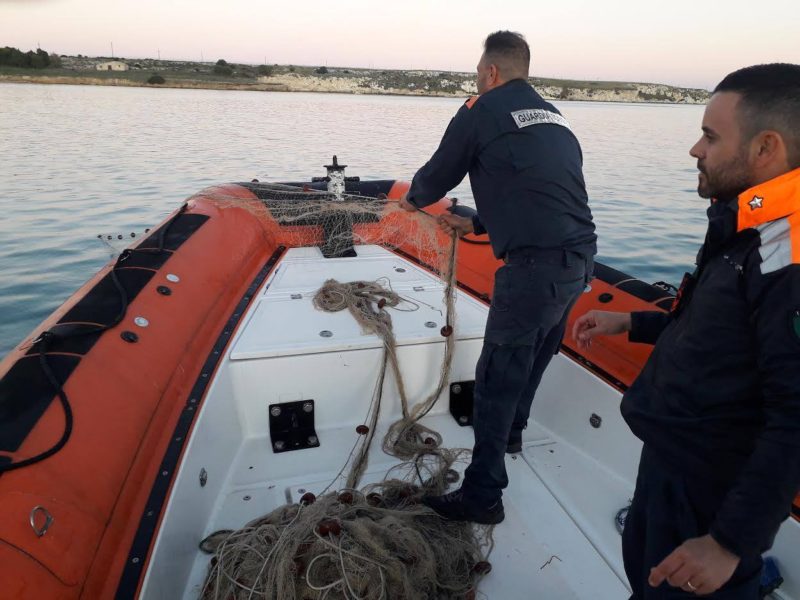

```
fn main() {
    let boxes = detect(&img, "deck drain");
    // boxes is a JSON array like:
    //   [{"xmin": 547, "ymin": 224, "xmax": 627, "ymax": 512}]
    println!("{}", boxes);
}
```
[
  {"xmin": 319, "ymin": 330, "xmax": 333, "ymax": 338},
  {"xmin": 425, "ymin": 321, "xmax": 437, "ymax": 328}
]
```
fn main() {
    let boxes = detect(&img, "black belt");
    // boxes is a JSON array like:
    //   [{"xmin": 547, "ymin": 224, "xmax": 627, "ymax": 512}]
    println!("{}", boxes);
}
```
[{"xmin": 503, "ymin": 247, "xmax": 582, "ymax": 265}]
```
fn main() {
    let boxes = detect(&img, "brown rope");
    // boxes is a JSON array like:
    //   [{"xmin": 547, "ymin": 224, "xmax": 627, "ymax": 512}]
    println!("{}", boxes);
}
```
[{"xmin": 200, "ymin": 227, "xmax": 494, "ymax": 600}]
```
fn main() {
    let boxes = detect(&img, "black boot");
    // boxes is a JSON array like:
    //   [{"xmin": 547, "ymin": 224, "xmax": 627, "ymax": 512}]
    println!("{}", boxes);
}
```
[{"xmin": 422, "ymin": 489, "xmax": 505, "ymax": 524}]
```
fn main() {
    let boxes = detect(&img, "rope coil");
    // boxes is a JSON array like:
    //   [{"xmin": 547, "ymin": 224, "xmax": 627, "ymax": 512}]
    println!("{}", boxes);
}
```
[{"xmin": 201, "ymin": 229, "xmax": 494, "ymax": 600}]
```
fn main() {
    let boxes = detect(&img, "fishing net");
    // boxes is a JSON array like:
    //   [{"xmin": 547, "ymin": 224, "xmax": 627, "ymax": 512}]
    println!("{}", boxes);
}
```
[
  {"xmin": 192, "ymin": 181, "xmax": 455, "ymax": 271},
  {"xmin": 195, "ymin": 180, "xmax": 494, "ymax": 599}
]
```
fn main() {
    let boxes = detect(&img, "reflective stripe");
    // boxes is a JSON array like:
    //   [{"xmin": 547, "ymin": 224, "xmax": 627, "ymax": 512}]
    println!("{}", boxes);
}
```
[
  {"xmin": 758, "ymin": 217, "xmax": 792, "ymax": 275},
  {"xmin": 510, "ymin": 109, "xmax": 571, "ymax": 130}
]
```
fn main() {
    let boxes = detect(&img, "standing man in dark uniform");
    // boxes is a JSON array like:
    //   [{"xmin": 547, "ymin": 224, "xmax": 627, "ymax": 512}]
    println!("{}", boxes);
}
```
[
  {"xmin": 572, "ymin": 63, "xmax": 800, "ymax": 598},
  {"xmin": 398, "ymin": 31, "xmax": 596, "ymax": 524}
]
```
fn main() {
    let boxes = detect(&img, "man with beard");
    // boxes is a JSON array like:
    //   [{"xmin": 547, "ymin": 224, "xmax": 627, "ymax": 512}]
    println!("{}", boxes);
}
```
[
  {"xmin": 398, "ymin": 31, "xmax": 596, "ymax": 524},
  {"xmin": 572, "ymin": 63, "xmax": 800, "ymax": 598}
]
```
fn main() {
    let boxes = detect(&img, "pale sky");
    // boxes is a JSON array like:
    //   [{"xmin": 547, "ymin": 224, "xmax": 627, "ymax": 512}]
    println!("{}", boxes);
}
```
[{"xmin": 2, "ymin": 0, "xmax": 798, "ymax": 89}]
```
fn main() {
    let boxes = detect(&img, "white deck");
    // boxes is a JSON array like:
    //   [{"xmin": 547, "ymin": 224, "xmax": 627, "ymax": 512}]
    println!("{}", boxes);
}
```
[
  {"xmin": 140, "ymin": 245, "xmax": 800, "ymax": 600},
  {"xmin": 232, "ymin": 245, "xmax": 488, "ymax": 360}
]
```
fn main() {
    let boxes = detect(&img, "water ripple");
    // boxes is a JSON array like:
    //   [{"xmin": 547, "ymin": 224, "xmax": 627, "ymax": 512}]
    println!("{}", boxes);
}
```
[{"xmin": 0, "ymin": 84, "xmax": 707, "ymax": 357}]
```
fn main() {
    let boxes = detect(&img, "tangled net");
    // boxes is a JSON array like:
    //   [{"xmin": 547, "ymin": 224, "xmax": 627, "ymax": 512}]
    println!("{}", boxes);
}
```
[
  {"xmin": 193, "ymin": 181, "xmax": 455, "ymax": 270},
  {"xmin": 199, "ymin": 463, "xmax": 491, "ymax": 600},
  {"xmin": 198, "ymin": 182, "xmax": 493, "ymax": 600}
]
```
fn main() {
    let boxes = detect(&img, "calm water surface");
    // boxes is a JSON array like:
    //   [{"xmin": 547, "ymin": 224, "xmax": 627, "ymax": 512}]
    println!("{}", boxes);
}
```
[{"xmin": 0, "ymin": 83, "xmax": 708, "ymax": 357}]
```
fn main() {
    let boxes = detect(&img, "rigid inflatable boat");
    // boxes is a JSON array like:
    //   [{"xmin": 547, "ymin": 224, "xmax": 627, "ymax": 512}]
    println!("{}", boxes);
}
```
[{"xmin": 1, "ymin": 159, "xmax": 798, "ymax": 599}]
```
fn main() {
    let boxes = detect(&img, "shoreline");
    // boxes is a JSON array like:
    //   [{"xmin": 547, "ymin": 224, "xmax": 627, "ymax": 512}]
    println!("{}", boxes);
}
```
[
  {"xmin": 0, "ymin": 60, "xmax": 710, "ymax": 104},
  {"xmin": 0, "ymin": 74, "xmax": 292, "ymax": 93},
  {"xmin": 0, "ymin": 73, "xmax": 709, "ymax": 104}
]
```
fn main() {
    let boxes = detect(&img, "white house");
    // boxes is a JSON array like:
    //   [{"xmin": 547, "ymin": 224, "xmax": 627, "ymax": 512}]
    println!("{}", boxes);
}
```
[{"xmin": 95, "ymin": 61, "xmax": 128, "ymax": 72}]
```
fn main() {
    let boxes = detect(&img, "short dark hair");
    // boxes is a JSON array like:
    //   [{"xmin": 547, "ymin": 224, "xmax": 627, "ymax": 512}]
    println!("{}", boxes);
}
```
[
  {"xmin": 714, "ymin": 63, "xmax": 800, "ymax": 168},
  {"xmin": 483, "ymin": 30, "xmax": 530, "ymax": 79}
]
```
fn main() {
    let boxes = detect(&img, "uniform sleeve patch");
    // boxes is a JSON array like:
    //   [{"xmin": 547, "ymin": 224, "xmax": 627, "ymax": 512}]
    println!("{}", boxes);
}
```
[{"xmin": 510, "ymin": 109, "xmax": 571, "ymax": 130}]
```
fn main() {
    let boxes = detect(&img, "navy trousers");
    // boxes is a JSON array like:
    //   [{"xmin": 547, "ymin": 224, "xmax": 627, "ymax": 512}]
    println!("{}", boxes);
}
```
[
  {"xmin": 461, "ymin": 249, "xmax": 589, "ymax": 502},
  {"xmin": 623, "ymin": 446, "xmax": 762, "ymax": 599}
]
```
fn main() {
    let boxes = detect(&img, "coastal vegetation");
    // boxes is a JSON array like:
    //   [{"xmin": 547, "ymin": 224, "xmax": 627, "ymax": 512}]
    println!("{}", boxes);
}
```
[
  {"xmin": 0, "ymin": 46, "xmax": 60, "ymax": 69},
  {"xmin": 213, "ymin": 59, "xmax": 233, "ymax": 76},
  {"xmin": 0, "ymin": 52, "xmax": 710, "ymax": 104}
]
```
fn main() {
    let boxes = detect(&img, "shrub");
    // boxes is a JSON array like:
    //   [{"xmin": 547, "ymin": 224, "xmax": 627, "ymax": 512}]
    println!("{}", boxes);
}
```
[
  {"xmin": 216, "ymin": 59, "xmax": 228, "ymax": 66},
  {"xmin": 213, "ymin": 64, "xmax": 233, "ymax": 76},
  {"xmin": 288, "ymin": 66, "xmax": 295, "ymax": 72},
  {"xmin": 637, "ymin": 90, "xmax": 670, "ymax": 102},
  {"xmin": 147, "ymin": 74, "xmax": 165, "ymax": 84},
  {"xmin": 0, "ymin": 46, "xmax": 51, "ymax": 69},
  {"xmin": 257, "ymin": 64, "xmax": 274, "ymax": 76},
  {"xmin": 315, "ymin": 66, "xmax": 328, "ymax": 75}
]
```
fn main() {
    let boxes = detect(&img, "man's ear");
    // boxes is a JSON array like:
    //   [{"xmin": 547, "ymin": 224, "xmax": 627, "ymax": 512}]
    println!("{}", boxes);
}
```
[{"xmin": 751, "ymin": 130, "xmax": 787, "ymax": 168}]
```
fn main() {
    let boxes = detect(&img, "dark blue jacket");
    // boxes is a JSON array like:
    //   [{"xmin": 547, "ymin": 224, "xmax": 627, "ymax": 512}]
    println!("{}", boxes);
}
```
[
  {"xmin": 623, "ymin": 169, "xmax": 800, "ymax": 560},
  {"xmin": 407, "ymin": 78, "xmax": 596, "ymax": 260}
]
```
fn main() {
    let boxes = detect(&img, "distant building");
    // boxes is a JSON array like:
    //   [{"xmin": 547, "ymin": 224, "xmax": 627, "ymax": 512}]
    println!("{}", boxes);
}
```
[{"xmin": 96, "ymin": 61, "xmax": 128, "ymax": 72}]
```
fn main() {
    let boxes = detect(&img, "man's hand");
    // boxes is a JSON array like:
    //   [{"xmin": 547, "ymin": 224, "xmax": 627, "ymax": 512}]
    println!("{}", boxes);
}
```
[
  {"xmin": 398, "ymin": 192, "xmax": 417, "ymax": 212},
  {"xmin": 571, "ymin": 310, "xmax": 631, "ymax": 350},
  {"xmin": 648, "ymin": 534, "xmax": 740, "ymax": 595},
  {"xmin": 437, "ymin": 213, "xmax": 474, "ymax": 236}
]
